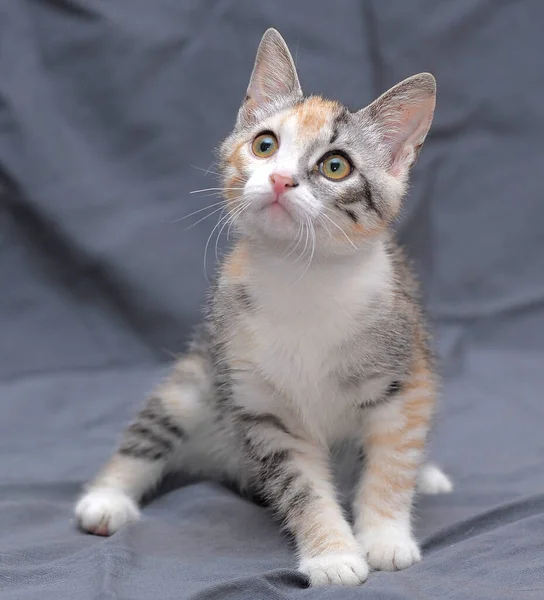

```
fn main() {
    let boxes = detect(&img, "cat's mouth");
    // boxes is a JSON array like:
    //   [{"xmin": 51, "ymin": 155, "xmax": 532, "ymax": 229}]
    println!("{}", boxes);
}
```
[
  {"xmin": 261, "ymin": 196, "xmax": 295, "ymax": 222},
  {"xmin": 268, "ymin": 199, "xmax": 291, "ymax": 216}
]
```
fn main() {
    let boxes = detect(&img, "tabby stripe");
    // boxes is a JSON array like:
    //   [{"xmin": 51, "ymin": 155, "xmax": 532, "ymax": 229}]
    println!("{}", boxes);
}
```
[
  {"xmin": 139, "ymin": 398, "xmax": 185, "ymax": 439},
  {"xmin": 386, "ymin": 380, "xmax": 402, "ymax": 396},
  {"xmin": 118, "ymin": 442, "xmax": 168, "ymax": 460},
  {"xmin": 234, "ymin": 284, "xmax": 254, "ymax": 311},
  {"xmin": 126, "ymin": 423, "xmax": 174, "ymax": 452},
  {"xmin": 236, "ymin": 410, "xmax": 291, "ymax": 436},
  {"xmin": 329, "ymin": 108, "xmax": 349, "ymax": 144},
  {"xmin": 341, "ymin": 176, "xmax": 382, "ymax": 218},
  {"xmin": 344, "ymin": 208, "xmax": 358, "ymax": 223}
]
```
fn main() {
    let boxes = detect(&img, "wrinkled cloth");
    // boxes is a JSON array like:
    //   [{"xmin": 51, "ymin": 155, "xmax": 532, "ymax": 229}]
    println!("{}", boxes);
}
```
[{"xmin": 1, "ymin": 1, "xmax": 543, "ymax": 598}]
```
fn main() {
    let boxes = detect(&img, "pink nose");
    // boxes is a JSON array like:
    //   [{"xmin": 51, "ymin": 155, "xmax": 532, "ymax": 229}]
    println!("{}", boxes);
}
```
[{"xmin": 270, "ymin": 173, "xmax": 296, "ymax": 196}]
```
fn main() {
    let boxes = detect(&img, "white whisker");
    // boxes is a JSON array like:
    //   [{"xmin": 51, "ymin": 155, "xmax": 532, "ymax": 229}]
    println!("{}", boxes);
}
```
[
  {"xmin": 203, "ymin": 199, "xmax": 250, "ymax": 280},
  {"xmin": 316, "ymin": 214, "xmax": 332, "ymax": 237},
  {"xmin": 185, "ymin": 204, "xmax": 227, "ymax": 230},
  {"xmin": 190, "ymin": 187, "xmax": 243, "ymax": 194},
  {"xmin": 227, "ymin": 199, "xmax": 250, "ymax": 241},
  {"xmin": 184, "ymin": 194, "xmax": 245, "ymax": 230},
  {"xmin": 284, "ymin": 219, "xmax": 305, "ymax": 258},
  {"xmin": 203, "ymin": 210, "xmax": 235, "ymax": 282},
  {"xmin": 321, "ymin": 210, "xmax": 358, "ymax": 249},
  {"xmin": 190, "ymin": 164, "xmax": 221, "ymax": 177},
  {"xmin": 295, "ymin": 216, "xmax": 310, "ymax": 264},
  {"xmin": 168, "ymin": 200, "xmax": 226, "ymax": 224},
  {"xmin": 215, "ymin": 200, "xmax": 251, "ymax": 261},
  {"xmin": 292, "ymin": 215, "xmax": 316, "ymax": 287},
  {"xmin": 190, "ymin": 191, "xmax": 225, "ymax": 198}
]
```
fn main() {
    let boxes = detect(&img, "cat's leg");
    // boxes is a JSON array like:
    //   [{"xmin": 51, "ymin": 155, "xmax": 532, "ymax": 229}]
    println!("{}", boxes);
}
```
[
  {"xmin": 354, "ymin": 363, "xmax": 435, "ymax": 571},
  {"xmin": 75, "ymin": 350, "xmax": 211, "ymax": 536},
  {"xmin": 234, "ymin": 377, "xmax": 368, "ymax": 586}
]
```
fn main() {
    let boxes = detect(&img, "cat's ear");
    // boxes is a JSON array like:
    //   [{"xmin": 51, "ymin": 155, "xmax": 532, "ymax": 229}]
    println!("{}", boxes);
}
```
[
  {"xmin": 361, "ymin": 73, "xmax": 436, "ymax": 178},
  {"xmin": 237, "ymin": 29, "xmax": 302, "ymax": 126}
]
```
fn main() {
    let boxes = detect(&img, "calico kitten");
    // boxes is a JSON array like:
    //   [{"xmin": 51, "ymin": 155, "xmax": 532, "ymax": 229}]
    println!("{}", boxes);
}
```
[{"xmin": 75, "ymin": 29, "xmax": 452, "ymax": 586}]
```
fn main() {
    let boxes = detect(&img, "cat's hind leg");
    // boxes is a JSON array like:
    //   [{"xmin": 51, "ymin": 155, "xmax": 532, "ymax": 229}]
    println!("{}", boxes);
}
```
[
  {"xmin": 75, "ymin": 348, "xmax": 212, "ymax": 536},
  {"xmin": 417, "ymin": 463, "xmax": 453, "ymax": 495}
]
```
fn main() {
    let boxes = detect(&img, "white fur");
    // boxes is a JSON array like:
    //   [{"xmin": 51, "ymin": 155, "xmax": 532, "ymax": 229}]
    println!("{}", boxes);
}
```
[
  {"xmin": 237, "ymin": 241, "xmax": 393, "ymax": 444},
  {"xmin": 299, "ymin": 552, "xmax": 369, "ymax": 586},
  {"xmin": 242, "ymin": 115, "xmax": 324, "ymax": 241},
  {"xmin": 357, "ymin": 521, "xmax": 421, "ymax": 571},
  {"xmin": 75, "ymin": 488, "xmax": 139, "ymax": 535},
  {"xmin": 417, "ymin": 463, "xmax": 453, "ymax": 494}
]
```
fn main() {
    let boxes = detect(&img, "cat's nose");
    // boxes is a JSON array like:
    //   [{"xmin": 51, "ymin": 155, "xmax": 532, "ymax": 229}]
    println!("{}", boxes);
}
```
[{"xmin": 269, "ymin": 173, "xmax": 298, "ymax": 195}]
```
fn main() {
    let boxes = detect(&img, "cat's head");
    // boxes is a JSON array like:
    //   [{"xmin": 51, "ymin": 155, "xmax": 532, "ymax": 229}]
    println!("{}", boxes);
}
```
[{"xmin": 219, "ymin": 29, "xmax": 435, "ymax": 255}]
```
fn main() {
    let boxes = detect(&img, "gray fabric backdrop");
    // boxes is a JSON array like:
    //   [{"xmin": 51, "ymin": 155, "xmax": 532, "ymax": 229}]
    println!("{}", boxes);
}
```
[{"xmin": 1, "ymin": 1, "xmax": 543, "ymax": 598}]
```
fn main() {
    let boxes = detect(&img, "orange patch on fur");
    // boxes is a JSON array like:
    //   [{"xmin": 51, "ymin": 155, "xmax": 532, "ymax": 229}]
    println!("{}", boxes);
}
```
[
  {"xmin": 351, "ymin": 222, "xmax": 386, "ymax": 238},
  {"xmin": 232, "ymin": 143, "xmax": 246, "ymax": 174},
  {"xmin": 402, "ymin": 368, "xmax": 430, "ymax": 391},
  {"xmin": 380, "ymin": 454, "xmax": 418, "ymax": 472},
  {"xmin": 365, "ymin": 471, "xmax": 416, "ymax": 501},
  {"xmin": 307, "ymin": 530, "xmax": 356, "ymax": 557},
  {"xmin": 403, "ymin": 395, "xmax": 433, "ymax": 414},
  {"xmin": 366, "ymin": 430, "xmax": 404, "ymax": 447},
  {"xmin": 224, "ymin": 242, "xmax": 248, "ymax": 280},
  {"xmin": 227, "ymin": 138, "xmax": 247, "ymax": 171},
  {"xmin": 327, "ymin": 220, "xmax": 384, "ymax": 245},
  {"xmin": 366, "ymin": 503, "xmax": 395, "ymax": 520},
  {"xmin": 402, "ymin": 402, "xmax": 433, "ymax": 433},
  {"xmin": 291, "ymin": 96, "xmax": 340, "ymax": 138},
  {"xmin": 358, "ymin": 364, "xmax": 436, "ymax": 521},
  {"xmin": 224, "ymin": 173, "xmax": 245, "ymax": 204},
  {"xmin": 224, "ymin": 139, "xmax": 248, "ymax": 202},
  {"xmin": 397, "ymin": 437, "xmax": 426, "ymax": 452}
]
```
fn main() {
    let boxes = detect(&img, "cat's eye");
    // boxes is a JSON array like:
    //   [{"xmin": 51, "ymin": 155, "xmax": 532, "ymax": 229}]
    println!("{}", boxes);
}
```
[
  {"xmin": 252, "ymin": 132, "xmax": 279, "ymax": 158},
  {"xmin": 319, "ymin": 154, "xmax": 352, "ymax": 181}
]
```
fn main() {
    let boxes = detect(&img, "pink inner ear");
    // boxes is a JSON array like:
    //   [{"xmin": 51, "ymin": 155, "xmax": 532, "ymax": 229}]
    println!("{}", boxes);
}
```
[
  {"xmin": 250, "ymin": 69, "xmax": 294, "ymax": 106},
  {"xmin": 384, "ymin": 104, "xmax": 428, "ymax": 152},
  {"xmin": 382, "ymin": 98, "xmax": 434, "ymax": 175}
]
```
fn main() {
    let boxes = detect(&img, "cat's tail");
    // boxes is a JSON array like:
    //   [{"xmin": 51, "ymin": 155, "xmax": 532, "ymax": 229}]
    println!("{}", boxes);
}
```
[
  {"xmin": 75, "ymin": 330, "xmax": 214, "ymax": 536},
  {"xmin": 417, "ymin": 463, "xmax": 453, "ymax": 495}
]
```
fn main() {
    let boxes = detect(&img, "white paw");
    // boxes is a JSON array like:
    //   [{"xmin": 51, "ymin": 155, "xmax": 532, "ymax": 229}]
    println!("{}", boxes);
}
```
[
  {"xmin": 358, "ymin": 526, "xmax": 421, "ymax": 571},
  {"xmin": 417, "ymin": 464, "xmax": 453, "ymax": 495},
  {"xmin": 75, "ymin": 488, "xmax": 140, "ymax": 536},
  {"xmin": 299, "ymin": 552, "xmax": 369, "ymax": 586}
]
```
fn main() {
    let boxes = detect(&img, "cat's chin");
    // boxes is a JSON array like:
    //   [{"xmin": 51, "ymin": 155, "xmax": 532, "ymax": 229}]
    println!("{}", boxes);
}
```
[
  {"xmin": 267, "ymin": 200, "xmax": 291, "ymax": 219},
  {"xmin": 246, "ymin": 220, "xmax": 300, "ymax": 246},
  {"xmin": 262, "ymin": 200, "xmax": 296, "ymax": 227},
  {"xmin": 244, "ymin": 201, "xmax": 300, "ymax": 240}
]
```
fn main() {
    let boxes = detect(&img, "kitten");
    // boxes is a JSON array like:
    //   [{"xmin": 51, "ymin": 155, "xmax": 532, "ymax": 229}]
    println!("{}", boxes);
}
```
[{"xmin": 75, "ymin": 29, "xmax": 452, "ymax": 586}]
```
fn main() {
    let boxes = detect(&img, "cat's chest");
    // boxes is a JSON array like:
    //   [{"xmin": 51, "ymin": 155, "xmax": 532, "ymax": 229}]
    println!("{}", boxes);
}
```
[
  {"xmin": 251, "ymin": 304, "xmax": 351, "ymax": 388},
  {"xmin": 226, "ymin": 245, "xmax": 392, "ymax": 412},
  {"xmin": 243, "ymin": 278, "xmax": 377, "ymax": 399},
  {"xmin": 237, "ymin": 303, "xmax": 387, "ymax": 441}
]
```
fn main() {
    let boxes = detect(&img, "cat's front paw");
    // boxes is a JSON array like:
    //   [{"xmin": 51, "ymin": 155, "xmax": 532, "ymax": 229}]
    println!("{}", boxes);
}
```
[
  {"xmin": 299, "ymin": 552, "xmax": 369, "ymax": 586},
  {"xmin": 75, "ymin": 488, "xmax": 139, "ymax": 536},
  {"xmin": 357, "ymin": 526, "xmax": 421, "ymax": 571}
]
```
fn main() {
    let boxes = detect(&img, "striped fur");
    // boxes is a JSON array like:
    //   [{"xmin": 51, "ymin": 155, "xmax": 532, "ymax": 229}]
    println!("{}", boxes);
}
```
[{"xmin": 75, "ymin": 29, "xmax": 451, "ymax": 586}]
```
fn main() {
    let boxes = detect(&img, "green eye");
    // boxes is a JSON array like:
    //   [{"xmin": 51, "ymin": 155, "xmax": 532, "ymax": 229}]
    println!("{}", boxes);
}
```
[
  {"xmin": 252, "ymin": 132, "xmax": 279, "ymax": 158},
  {"xmin": 319, "ymin": 154, "xmax": 352, "ymax": 180}
]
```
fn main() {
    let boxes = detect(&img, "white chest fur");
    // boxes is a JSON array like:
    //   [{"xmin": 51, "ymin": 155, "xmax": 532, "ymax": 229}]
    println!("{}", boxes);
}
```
[{"xmin": 241, "ymin": 242, "xmax": 393, "ymax": 439}]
